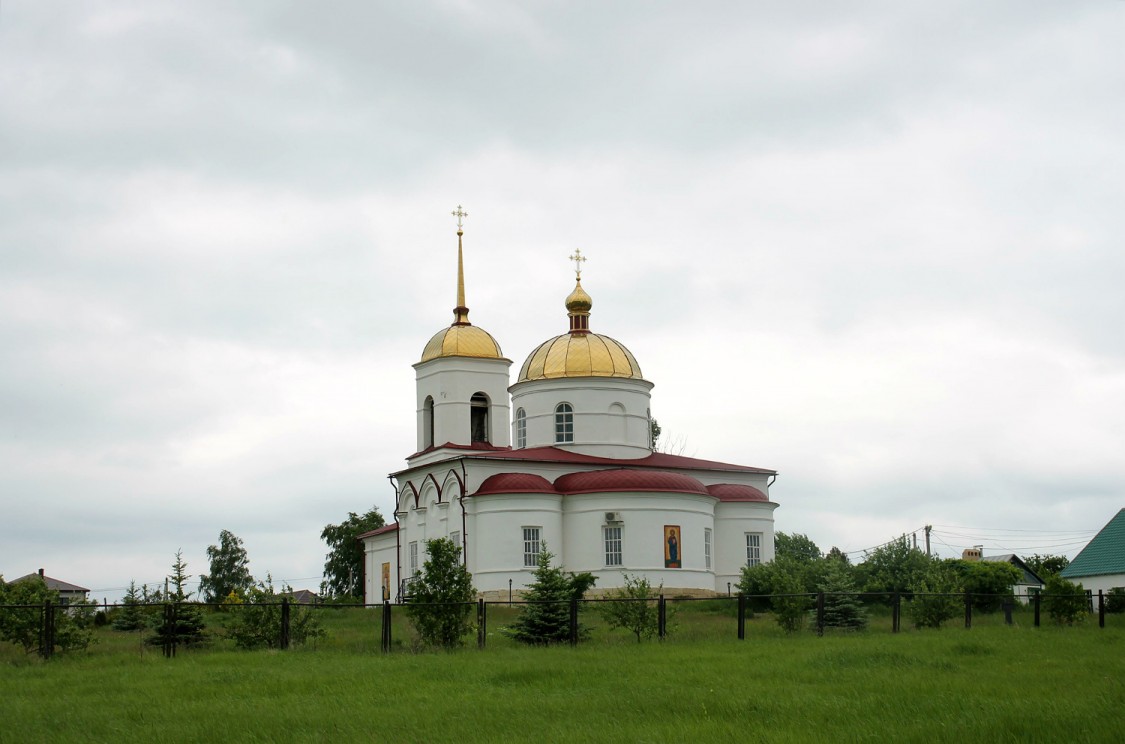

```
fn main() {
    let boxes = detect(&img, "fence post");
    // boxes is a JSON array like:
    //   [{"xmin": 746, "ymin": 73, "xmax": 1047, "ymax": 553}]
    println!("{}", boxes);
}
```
[
  {"xmin": 568, "ymin": 598, "xmax": 579, "ymax": 647},
  {"xmin": 1033, "ymin": 592, "xmax": 1041, "ymax": 627},
  {"xmin": 1099, "ymin": 590, "xmax": 1105, "ymax": 629},
  {"xmin": 658, "ymin": 595, "xmax": 666, "ymax": 640},
  {"xmin": 381, "ymin": 601, "xmax": 392, "ymax": 653},
  {"xmin": 40, "ymin": 601, "xmax": 55, "ymax": 660},
  {"xmin": 737, "ymin": 594, "xmax": 746, "ymax": 640},
  {"xmin": 892, "ymin": 592, "xmax": 901, "ymax": 633},
  {"xmin": 477, "ymin": 599, "xmax": 486, "ymax": 649},
  {"xmin": 964, "ymin": 591, "xmax": 972, "ymax": 629},
  {"xmin": 816, "ymin": 592, "xmax": 825, "ymax": 637},
  {"xmin": 280, "ymin": 598, "xmax": 291, "ymax": 650}
]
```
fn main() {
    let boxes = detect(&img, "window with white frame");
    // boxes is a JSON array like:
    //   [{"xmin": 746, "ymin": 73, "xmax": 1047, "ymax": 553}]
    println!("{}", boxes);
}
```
[
  {"xmin": 554, "ymin": 403, "xmax": 574, "ymax": 444},
  {"xmin": 515, "ymin": 408, "xmax": 527, "ymax": 449},
  {"xmin": 604, "ymin": 526, "xmax": 623, "ymax": 566},
  {"xmin": 745, "ymin": 532, "xmax": 761, "ymax": 567},
  {"xmin": 704, "ymin": 528, "xmax": 712, "ymax": 570},
  {"xmin": 523, "ymin": 527, "xmax": 541, "ymax": 567},
  {"xmin": 409, "ymin": 541, "xmax": 419, "ymax": 576},
  {"xmin": 450, "ymin": 531, "xmax": 461, "ymax": 552}
]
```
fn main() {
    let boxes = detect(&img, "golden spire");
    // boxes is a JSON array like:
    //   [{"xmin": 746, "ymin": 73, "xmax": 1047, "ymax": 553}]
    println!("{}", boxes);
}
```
[
  {"xmin": 451, "ymin": 205, "xmax": 470, "ymax": 326},
  {"xmin": 565, "ymin": 249, "xmax": 592, "ymax": 333}
]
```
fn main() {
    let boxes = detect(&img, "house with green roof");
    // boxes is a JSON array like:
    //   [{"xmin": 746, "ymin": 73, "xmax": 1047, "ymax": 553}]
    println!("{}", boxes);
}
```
[{"xmin": 1060, "ymin": 508, "xmax": 1125, "ymax": 594}]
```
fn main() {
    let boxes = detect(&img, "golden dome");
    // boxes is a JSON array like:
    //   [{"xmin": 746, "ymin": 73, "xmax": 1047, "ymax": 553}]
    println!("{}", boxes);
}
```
[
  {"xmin": 421, "ymin": 324, "xmax": 503, "ymax": 362},
  {"xmin": 517, "ymin": 267, "xmax": 643, "ymax": 382},
  {"xmin": 517, "ymin": 331, "xmax": 642, "ymax": 381}
]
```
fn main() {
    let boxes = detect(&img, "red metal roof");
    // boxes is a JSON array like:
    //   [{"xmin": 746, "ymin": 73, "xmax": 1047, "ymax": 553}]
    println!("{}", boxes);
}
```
[
  {"xmin": 357, "ymin": 523, "xmax": 399, "ymax": 540},
  {"xmin": 707, "ymin": 483, "xmax": 769, "ymax": 502},
  {"xmin": 474, "ymin": 472, "xmax": 558, "ymax": 495},
  {"xmin": 554, "ymin": 469, "xmax": 709, "ymax": 495}
]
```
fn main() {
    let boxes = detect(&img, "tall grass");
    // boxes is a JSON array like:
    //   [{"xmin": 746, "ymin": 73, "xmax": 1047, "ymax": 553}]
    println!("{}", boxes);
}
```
[{"xmin": 2, "ymin": 619, "xmax": 1122, "ymax": 742}]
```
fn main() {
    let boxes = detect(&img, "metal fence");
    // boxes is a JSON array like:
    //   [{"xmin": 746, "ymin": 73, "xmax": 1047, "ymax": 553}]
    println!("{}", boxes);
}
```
[{"xmin": 1, "ymin": 588, "xmax": 1119, "ymax": 661}]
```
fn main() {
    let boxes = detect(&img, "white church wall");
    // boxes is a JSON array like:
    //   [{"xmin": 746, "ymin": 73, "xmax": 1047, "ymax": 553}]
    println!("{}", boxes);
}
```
[
  {"xmin": 467, "ymin": 492, "xmax": 564, "ymax": 594},
  {"xmin": 364, "ymin": 533, "xmax": 398, "ymax": 604},
  {"xmin": 713, "ymin": 502, "xmax": 778, "ymax": 591},
  {"xmin": 413, "ymin": 357, "xmax": 512, "ymax": 457}
]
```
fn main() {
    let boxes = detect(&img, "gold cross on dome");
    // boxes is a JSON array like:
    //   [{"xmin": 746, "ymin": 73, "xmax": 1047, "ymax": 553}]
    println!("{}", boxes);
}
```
[
  {"xmin": 569, "ymin": 248, "xmax": 587, "ymax": 279},
  {"xmin": 452, "ymin": 205, "xmax": 468, "ymax": 230}
]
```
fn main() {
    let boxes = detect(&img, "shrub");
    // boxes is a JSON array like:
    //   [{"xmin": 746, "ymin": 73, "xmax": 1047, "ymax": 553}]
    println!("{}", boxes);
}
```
[
  {"xmin": 950, "ymin": 560, "xmax": 1020, "ymax": 613},
  {"xmin": 224, "ymin": 577, "xmax": 326, "ymax": 650},
  {"xmin": 504, "ymin": 546, "xmax": 596, "ymax": 645},
  {"xmin": 908, "ymin": 565, "xmax": 961, "ymax": 629},
  {"xmin": 599, "ymin": 574, "xmax": 671, "ymax": 642},
  {"xmin": 1105, "ymin": 587, "xmax": 1125, "ymax": 614},
  {"xmin": 0, "ymin": 576, "xmax": 96, "ymax": 654},
  {"xmin": 404, "ymin": 538, "xmax": 476, "ymax": 649},
  {"xmin": 1043, "ymin": 574, "xmax": 1088, "ymax": 625}
]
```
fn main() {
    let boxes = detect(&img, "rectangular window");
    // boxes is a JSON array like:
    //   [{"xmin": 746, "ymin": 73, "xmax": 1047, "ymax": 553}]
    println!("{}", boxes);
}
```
[
  {"xmin": 450, "ymin": 531, "xmax": 461, "ymax": 552},
  {"xmin": 604, "ymin": 526, "xmax": 623, "ymax": 566},
  {"xmin": 745, "ymin": 533, "xmax": 761, "ymax": 567},
  {"xmin": 523, "ymin": 527, "xmax": 541, "ymax": 567},
  {"xmin": 516, "ymin": 409, "xmax": 527, "ymax": 449},
  {"xmin": 704, "ymin": 528, "xmax": 712, "ymax": 570},
  {"xmin": 409, "ymin": 541, "xmax": 419, "ymax": 575}
]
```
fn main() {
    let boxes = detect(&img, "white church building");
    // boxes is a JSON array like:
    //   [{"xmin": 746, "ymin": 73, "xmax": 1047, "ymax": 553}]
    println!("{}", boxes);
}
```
[{"xmin": 361, "ymin": 211, "xmax": 778, "ymax": 601}]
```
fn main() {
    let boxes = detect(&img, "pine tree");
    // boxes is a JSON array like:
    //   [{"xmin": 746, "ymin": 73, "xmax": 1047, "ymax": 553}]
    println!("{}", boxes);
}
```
[
  {"xmin": 112, "ymin": 580, "xmax": 148, "ymax": 631},
  {"xmin": 503, "ymin": 546, "xmax": 596, "ymax": 645},
  {"xmin": 817, "ymin": 560, "xmax": 868, "ymax": 631},
  {"xmin": 148, "ymin": 550, "xmax": 208, "ymax": 648}
]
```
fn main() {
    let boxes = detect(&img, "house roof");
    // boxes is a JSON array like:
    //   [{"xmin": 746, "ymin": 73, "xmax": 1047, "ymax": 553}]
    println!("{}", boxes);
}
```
[
  {"xmin": 395, "ymin": 445, "xmax": 776, "ymax": 478},
  {"xmin": 11, "ymin": 573, "xmax": 90, "ymax": 593},
  {"xmin": 980, "ymin": 554, "xmax": 1044, "ymax": 586},
  {"xmin": 1061, "ymin": 508, "xmax": 1125, "ymax": 579},
  {"xmin": 357, "ymin": 523, "xmax": 399, "ymax": 540},
  {"xmin": 283, "ymin": 589, "xmax": 319, "ymax": 604}
]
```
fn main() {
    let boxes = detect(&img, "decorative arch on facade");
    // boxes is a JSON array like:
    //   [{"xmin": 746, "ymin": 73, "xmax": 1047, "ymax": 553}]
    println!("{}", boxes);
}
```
[
  {"xmin": 422, "ymin": 472, "xmax": 444, "ymax": 503},
  {"xmin": 441, "ymin": 469, "xmax": 464, "ymax": 501},
  {"xmin": 399, "ymin": 480, "xmax": 420, "ymax": 510},
  {"xmin": 609, "ymin": 402, "xmax": 626, "ymax": 442}
]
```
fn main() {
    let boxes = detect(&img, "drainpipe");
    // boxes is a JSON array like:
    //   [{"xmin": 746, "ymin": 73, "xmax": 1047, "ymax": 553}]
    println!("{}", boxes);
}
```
[
  {"xmin": 388, "ymin": 474, "xmax": 401, "ymax": 600},
  {"xmin": 459, "ymin": 458, "xmax": 469, "ymax": 567}
]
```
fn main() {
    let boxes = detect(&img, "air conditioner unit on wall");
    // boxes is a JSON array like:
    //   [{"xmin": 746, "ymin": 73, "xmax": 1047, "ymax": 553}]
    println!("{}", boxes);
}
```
[{"xmin": 605, "ymin": 512, "xmax": 623, "ymax": 523}]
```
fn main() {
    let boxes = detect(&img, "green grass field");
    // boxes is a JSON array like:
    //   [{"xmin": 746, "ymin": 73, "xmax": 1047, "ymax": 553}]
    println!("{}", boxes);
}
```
[{"xmin": 2, "ymin": 605, "xmax": 1123, "ymax": 743}]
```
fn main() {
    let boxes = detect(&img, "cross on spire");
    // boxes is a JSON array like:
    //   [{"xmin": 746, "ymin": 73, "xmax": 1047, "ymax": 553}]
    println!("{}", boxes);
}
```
[
  {"xmin": 569, "ymin": 248, "xmax": 587, "ymax": 279},
  {"xmin": 452, "ymin": 205, "xmax": 468, "ymax": 232}
]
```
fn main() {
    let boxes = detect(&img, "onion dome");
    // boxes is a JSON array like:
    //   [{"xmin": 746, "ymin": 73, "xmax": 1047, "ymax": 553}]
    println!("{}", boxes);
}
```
[
  {"xmin": 419, "ymin": 206, "xmax": 504, "ymax": 363},
  {"xmin": 706, "ymin": 484, "xmax": 770, "ymax": 502},
  {"xmin": 517, "ymin": 250, "xmax": 643, "ymax": 382},
  {"xmin": 555, "ymin": 469, "xmax": 707, "ymax": 495}
]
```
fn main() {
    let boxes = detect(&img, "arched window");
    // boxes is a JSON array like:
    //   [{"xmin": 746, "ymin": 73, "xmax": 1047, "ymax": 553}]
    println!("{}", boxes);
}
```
[
  {"xmin": 423, "ymin": 396, "xmax": 435, "ymax": 448},
  {"xmin": 555, "ymin": 403, "xmax": 574, "ymax": 444},
  {"xmin": 470, "ymin": 393, "xmax": 490, "ymax": 444},
  {"xmin": 515, "ymin": 408, "xmax": 527, "ymax": 449}
]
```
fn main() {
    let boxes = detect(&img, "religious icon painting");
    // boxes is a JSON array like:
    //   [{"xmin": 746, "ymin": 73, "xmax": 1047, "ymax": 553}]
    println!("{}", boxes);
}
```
[
  {"xmin": 664, "ymin": 525, "xmax": 681, "ymax": 568},
  {"xmin": 381, "ymin": 562, "xmax": 391, "ymax": 601}
]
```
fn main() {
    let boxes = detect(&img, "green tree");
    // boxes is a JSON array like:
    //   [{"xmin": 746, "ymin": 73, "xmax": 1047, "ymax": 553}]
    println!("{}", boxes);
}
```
[
  {"xmin": 599, "ymin": 574, "xmax": 669, "ymax": 642},
  {"xmin": 320, "ymin": 506, "xmax": 385, "ymax": 600},
  {"xmin": 147, "ymin": 550, "xmax": 208, "ymax": 648},
  {"xmin": 825, "ymin": 546, "xmax": 851, "ymax": 565},
  {"xmin": 907, "ymin": 563, "xmax": 961, "ymax": 629},
  {"xmin": 776, "ymin": 532, "xmax": 822, "ymax": 563},
  {"xmin": 111, "ymin": 580, "xmax": 149, "ymax": 632},
  {"xmin": 949, "ymin": 560, "xmax": 1020, "ymax": 612},
  {"xmin": 200, "ymin": 530, "xmax": 254, "ymax": 604},
  {"xmin": 857, "ymin": 536, "xmax": 934, "ymax": 598},
  {"xmin": 0, "ymin": 575, "xmax": 95, "ymax": 654},
  {"xmin": 1023, "ymin": 554, "xmax": 1070, "ymax": 579},
  {"xmin": 404, "ymin": 538, "xmax": 476, "ymax": 648},
  {"xmin": 818, "ymin": 560, "xmax": 868, "ymax": 631},
  {"xmin": 1043, "ymin": 574, "xmax": 1088, "ymax": 625},
  {"xmin": 772, "ymin": 570, "xmax": 810, "ymax": 633},
  {"xmin": 224, "ymin": 575, "xmax": 326, "ymax": 650},
  {"xmin": 504, "ymin": 546, "xmax": 597, "ymax": 645}
]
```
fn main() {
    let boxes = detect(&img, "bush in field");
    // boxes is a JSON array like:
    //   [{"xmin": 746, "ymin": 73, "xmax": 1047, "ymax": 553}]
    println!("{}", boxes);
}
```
[
  {"xmin": 147, "ymin": 550, "xmax": 208, "ymax": 649},
  {"xmin": 1105, "ymin": 587, "xmax": 1125, "ymax": 614},
  {"xmin": 112, "ymin": 581, "xmax": 150, "ymax": 632},
  {"xmin": 817, "ymin": 560, "xmax": 868, "ymax": 631},
  {"xmin": 908, "ymin": 564, "xmax": 961, "ymax": 629},
  {"xmin": 857, "ymin": 536, "xmax": 933, "ymax": 600},
  {"xmin": 224, "ymin": 576, "xmax": 325, "ymax": 650},
  {"xmin": 504, "ymin": 546, "xmax": 597, "ymax": 645},
  {"xmin": 738, "ymin": 556, "xmax": 833, "ymax": 613},
  {"xmin": 600, "ymin": 574, "xmax": 670, "ymax": 642},
  {"xmin": 405, "ymin": 538, "xmax": 476, "ymax": 649},
  {"xmin": 0, "ymin": 575, "xmax": 95, "ymax": 654},
  {"xmin": 1043, "ymin": 574, "xmax": 1088, "ymax": 625},
  {"xmin": 772, "ymin": 571, "xmax": 810, "ymax": 633}
]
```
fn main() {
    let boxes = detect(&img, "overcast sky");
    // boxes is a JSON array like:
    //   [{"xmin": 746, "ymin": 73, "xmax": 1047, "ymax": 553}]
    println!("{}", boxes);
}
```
[{"xmin": 2, "ymin": 1, "xmax": 1122, "ymax": 599}]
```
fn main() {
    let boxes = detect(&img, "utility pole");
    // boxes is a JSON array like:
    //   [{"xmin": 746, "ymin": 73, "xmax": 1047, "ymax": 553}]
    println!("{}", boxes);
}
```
[{"xmin": 924, "ymin": 525, "xmax": 932, "ymax": 556}]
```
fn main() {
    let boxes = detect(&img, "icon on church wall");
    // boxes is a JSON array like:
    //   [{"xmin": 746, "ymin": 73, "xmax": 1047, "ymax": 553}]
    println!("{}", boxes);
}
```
[
  {"xmin": 381, "ymin": 562, "xmax": 391, "ymax": 601},
  {"xmin": 664, "ymin": 525, "xmax": 681, "ymax": 568}
]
